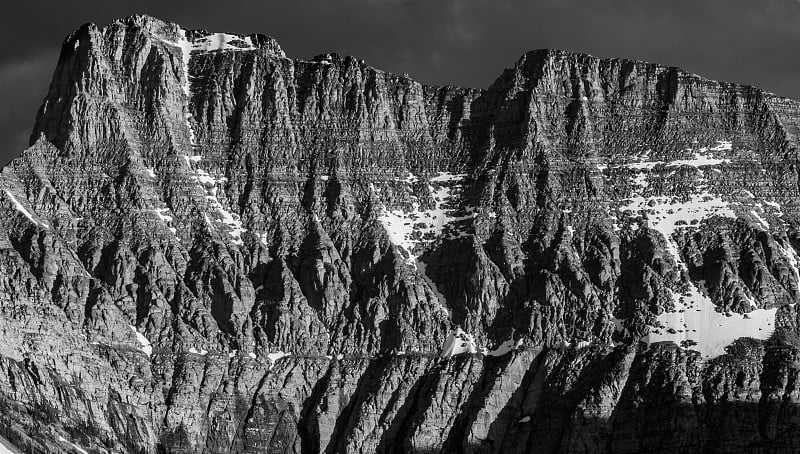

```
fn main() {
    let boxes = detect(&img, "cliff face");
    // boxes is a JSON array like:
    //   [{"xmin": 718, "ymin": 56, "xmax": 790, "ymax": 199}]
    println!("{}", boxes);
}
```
[{"xmin": 2, "ymin": 14, "xmax": 800, "ymax": 453}]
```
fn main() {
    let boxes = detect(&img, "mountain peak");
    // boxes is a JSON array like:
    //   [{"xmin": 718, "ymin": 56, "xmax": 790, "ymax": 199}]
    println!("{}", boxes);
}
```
[
  {"xmin": 72, "ymin": 14, "xmax": 285, "ymax": 58},
  {"xmin": 4, "ymin": 15, "xmax": 800, "ymax": 454}
]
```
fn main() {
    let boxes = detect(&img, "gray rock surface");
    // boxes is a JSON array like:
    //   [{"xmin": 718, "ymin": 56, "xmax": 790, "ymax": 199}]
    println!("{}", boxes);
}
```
[{"xmin": 2, "ymin": 14, "xmax": 800, "ymax": 453}]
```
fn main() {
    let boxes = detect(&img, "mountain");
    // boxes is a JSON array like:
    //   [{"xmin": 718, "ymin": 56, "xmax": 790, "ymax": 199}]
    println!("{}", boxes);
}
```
[{"xmin": 2, "ymin": 14, "xmax": 800, "ymax": 453}]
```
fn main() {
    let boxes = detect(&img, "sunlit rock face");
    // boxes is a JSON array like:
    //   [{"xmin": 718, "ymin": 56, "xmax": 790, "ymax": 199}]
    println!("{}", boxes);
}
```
[{"xmin": 3, "ymin": 13, "xmax": 800, "ymax": 453}]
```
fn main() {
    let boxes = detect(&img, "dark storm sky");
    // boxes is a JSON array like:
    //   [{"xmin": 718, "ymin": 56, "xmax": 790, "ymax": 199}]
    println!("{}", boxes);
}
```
[{"xmin": 2, "ymin": 0, "xmax": 800, "ymax": 166}]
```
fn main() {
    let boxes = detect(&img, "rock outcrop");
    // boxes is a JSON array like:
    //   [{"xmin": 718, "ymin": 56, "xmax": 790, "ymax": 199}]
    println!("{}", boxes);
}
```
[{"xmin": 2, "ymin": 14, "xmax": 800, "ymax": 453}]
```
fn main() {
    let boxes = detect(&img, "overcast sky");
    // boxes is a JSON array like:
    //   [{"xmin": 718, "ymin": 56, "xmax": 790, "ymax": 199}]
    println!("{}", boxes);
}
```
[{"xmin": 2, "ymin": 0, "xmax": 800, "ymax": 166}]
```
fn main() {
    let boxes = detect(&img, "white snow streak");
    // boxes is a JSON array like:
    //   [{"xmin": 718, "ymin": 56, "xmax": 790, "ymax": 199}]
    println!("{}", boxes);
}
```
[
  {"xmin": 601, "ymin": 141, "xmax": 732, "ymax": 171},
  {"xmin": 216, "ymin": 204, "xmax": 246, "ymax": 245},
  {"xmin": 0, "ymin": 437, "xmax": 17, "ymax": 454},
  {"xmin": 173, "ymin": 30, "xmax": 192, "ymax": 97},
  {"xmin": 181, "ymin": 154, "xmax": 246, "ymax": 245},
  {"xmin": 665, "ymin": 154, "xmax": 730, "ymax": 168},
  {"xmin": 778, "ymin": 241, "xmax": 800, "ymax": 284},
  {"xmin": 749, "ymin": 209, "xmax": 770, "ymax": 229},
  {"xmin": 153, "ymin": 208, "xmax": 178, "ymax": 235},
  {"xmin": 3, "ymin": 190, "xmax": 48, "ymax": 228},
  {"xmin": 57, "ymin": 437, "xmax": 88, "ymax": 454}
]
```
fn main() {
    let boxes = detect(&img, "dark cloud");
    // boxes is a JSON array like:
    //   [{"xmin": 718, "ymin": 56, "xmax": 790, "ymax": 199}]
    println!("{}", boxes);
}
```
[{"xmin": 2, "ymin": 0, "xmax": 800, "ymax": 165}]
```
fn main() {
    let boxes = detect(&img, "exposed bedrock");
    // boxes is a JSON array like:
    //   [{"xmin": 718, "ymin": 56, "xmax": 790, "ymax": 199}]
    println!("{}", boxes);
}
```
[{"xmin": 2, "ymin": 13, "xmax": 800, "ymax": 453}]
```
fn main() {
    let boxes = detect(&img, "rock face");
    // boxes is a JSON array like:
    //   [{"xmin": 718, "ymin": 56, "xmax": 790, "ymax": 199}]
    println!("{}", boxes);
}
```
[{"xmin": 3, "ymin": 14, "xmax": 800, "ymax": 453}]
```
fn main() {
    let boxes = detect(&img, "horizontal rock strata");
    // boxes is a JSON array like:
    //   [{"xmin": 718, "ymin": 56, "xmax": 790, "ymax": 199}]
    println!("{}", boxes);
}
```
[{"xmin": 2, "ymin": 14, "xmax": 800, "ymax": 454}]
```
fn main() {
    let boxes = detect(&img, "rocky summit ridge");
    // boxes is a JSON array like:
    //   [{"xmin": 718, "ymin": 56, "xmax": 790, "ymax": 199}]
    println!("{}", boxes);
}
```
[{"xmin": 2, "ymin": 13, "xmax": 800, "ymax": 453}]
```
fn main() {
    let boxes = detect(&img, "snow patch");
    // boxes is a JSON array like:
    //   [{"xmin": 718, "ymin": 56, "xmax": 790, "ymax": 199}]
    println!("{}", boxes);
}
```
[
  {"xmin": 191, "ymin": 33, "xmax": 257, "ymax": 52},
  {"xmin": 619, "ymin": 191, "xmax": 735, "ymax": 268},
  {"xmin": 195, "ymin": 168, "xmax": 217, "ymax": 187},
  {"xmin": 153, "ymin": 208, "xmax": 177, "ymax": 235},
  {"xmin": 185, "ymin": 114, "xmax": 197, "ymax": 147},
  {"xmin": 574, "ymin": 340, "xmax": 592, "ymax": 349},
  {"xmin": 622, "ymin": 161, "xmax": 659, "ymax": 170},
  {"xmin": 620, "ymin": 188, "xmax": 769, "ymax": 359},
  {"xmin": 129, "ymin": 326, "xmax": 153, "ymax": 357},
  {"xmin": 485, "ymin": 338, "xmax": 523, "ymax": 357},
  {"xmin": 217, "ymin": 204, "xmax": 246, "ymax": 245},
  {"xmin": 166, "ymin": 31, "xmax": 258, "ymax": 74},
  {"xmin": 378, "ymin": 172, "xmax": 472, "ymax": 265},
  {"xmin": 613, "ymin": 139, "xmax": 779, "ymax": 358},
  {"xmin": 153, "ymin": 208, "xmax": 173, "ymax": 223},
  {"xmin": 188, "ymin": 347, "xmax": 208, "ymax": 355},
  {"xmin": 711, "ymin": 140, "xmax": 733, "ymax": 152},
  {"xmin": 440, "ymin": 328, "xmax": 478, "ymax": 358},
  {"xmin": 632, "ymin": 172, "xmax": 649, "ymax": 189},
  {"xmin": 646, "ymin": 287, "xmax": 777, "ymax": 359},
  {"xmin": 266, "ymin": 351, "xmax": 290, "ymax": 363},
  {"xmin": 180, "ymin": 154, "xmax": 246, "ymax": 245},
  {"xmin": 429, "ymin": 172, "xmax": 467, "ymax": 182}
]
